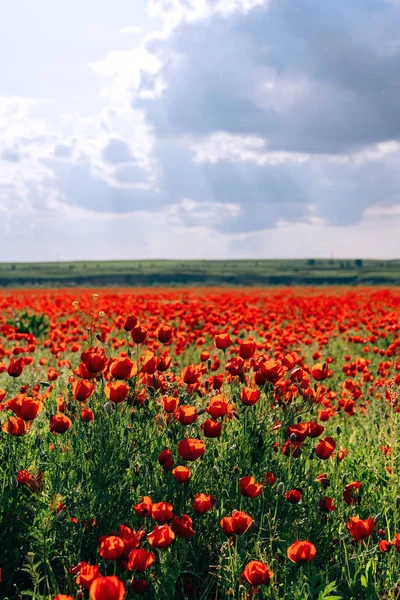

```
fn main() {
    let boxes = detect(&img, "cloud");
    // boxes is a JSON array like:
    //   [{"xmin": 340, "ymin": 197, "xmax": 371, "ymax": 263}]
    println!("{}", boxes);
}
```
[
  {"xmin": 1, "ymin": 148, "xmax": 21, "ymax": 163},
  {"xmin": 1, "ymin": 196, "xmax": 399, "ymax": 262},
  {"xmin": 137, "ymin": 0, "xmax": 400, "ymax": 154},
  {"xmin": 1, "ymin": 0, "xmax": 400, "ymax": 260},
  {"xmin": 102, "ymin": 138, "xmax": 134, "ymax": 164}
]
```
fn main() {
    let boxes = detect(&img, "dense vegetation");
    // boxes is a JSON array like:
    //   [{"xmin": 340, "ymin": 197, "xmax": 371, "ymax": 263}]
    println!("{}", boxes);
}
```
[{"xmin": 1, "ymin": 259, "xmax": 400, "ymax": 287}]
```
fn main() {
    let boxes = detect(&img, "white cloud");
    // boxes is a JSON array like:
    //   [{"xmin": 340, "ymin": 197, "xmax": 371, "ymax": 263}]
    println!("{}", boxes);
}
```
[
  {"xmin": 147, "ymin": 0, "xmax": 268, "ymax": 31},
  {"xmin": 1, "ymin": 196, "xmax": 399, "ymax": 262},
  {"xmin": 1, "ymin": 0, "xmax": 400, "ymax": 260},
  {"xmin": 189, "ymin": 132, "xmax": 313, "ymax": 165}
]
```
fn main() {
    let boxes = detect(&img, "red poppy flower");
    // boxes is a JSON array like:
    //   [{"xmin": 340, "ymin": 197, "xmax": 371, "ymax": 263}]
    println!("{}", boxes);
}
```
[
  {"xmin": 206, "ymin": 395, "xmax": 229, "ymax": 418},
  {"xmin": 81, "ymin": 348, "xmax": 108, "ymax": 375},
  {"xmin": 392, "ymin": 533, "xmax": 400, "ymax": 552},
  {"xmin": 201, "ymin": 419, "xmax": 222, "ymax": 438},
  {"xmin": 318, "ymin": 497, "xmax": 336, "ymax": 512},
  {"xmin": 315, "ymin": 436, "xmax": 336, "ymax": 460},
  {"xmin": 81, "ymin": 407, "xmax": 94, "ymax": 422},
  {"xmin": 347, "ymin": 516, "xmax": 374, "ymax": 541},
  {"xmin": 131, "ymin": 325, "xmax": 148, "ymax": 344},
  {"xmin": 50, "ymin": 414, "xmax": 72, "ymax": 434},
  {"xmin": 72, "ymin": 379, "xmax": 95, "ymax": 402},
  {"xmin": 193, "ymin": 493, "xmax": 216, "ymax": 514},
  {"xmin": 214, "ymin": 333, "xmax": 232, "ymax": 350},
  {"xmin": 151, "ymin": 501, "xmax": 173, "ymax": 522},
  {"xmin": 7, "ymin": 357, "xmax": 26, "ymax": 377},
  {"xmin": 343, "ymin": 481, "xmax": 361, "ymax": 506},
  {"xmin": 89, "ymin": 575, "xmax": 125, "ymax": 600},
  {"xmin": 171, "ymin": 514, "xmax": 195, "ymax": 538},
  {"xmin": 239, "ymin": 476, "xmax": 263, "ymax": 498},
  {"xmin": 147, "ymin": 524, "xmax": 175, "ymax": 548},
  {"xmin": 98, "ymin": 536, "xmax": 125, "ymax": 560},
  {"xmin": 123, "ymin": 314, "xmax": 139, "ymax": 332},
  {"xmin": 175, "ymin": 405, "xmax": 198, "ymax": 425},
  {"xmin": 10, "ymin": 396, "xmax": 44, "ymax": 420},
  {"xmin": 263, "ymin": 471, "xmax": 277, "ymax": 485},
  {"xmin": 177, "ymin": 438, "xmax": 206, "ymax": 461},
  {"xmin": 242, "ymin": 561, "xmax": 272, "ymax": 587},
  {"xmin": 162, "ymin": 396, "xmax": 179, "ymax": 413},
  {"xmin": 76, "ymin": 564, "xmax": 102, "ymax": 590},
  {"xmin": 172, "ymin": 466, "xmax": 191, "ymax": 483},
  {"xmin": 310, "ymin": 362, "xmax": 329, "ymax": 381},
  {"xmin": 127, "ymin": 549, "xmax": 155, "ymax": 572},
  {"xmin": 157, "ymin": 325, "xmax": 173, "ymax": 344},
  {"xmin": 118, "ymin": 525, "xmax": 145, "ymax": 558},
  {"xmin": 220, "ymin": 511, "xmax": 252, "ymax": 536},
  {"xmin": 240, "ymin": 387, "xmax": 261, "ymax": 406},
  {"xmin": 379, "ymin": 540, "xmax": 392, "ymax": 552},
  {"xmin": 287, "ymin": 540, "xmax": 317, "ymax": 563},
  {"xmin": 285, "ymin": 489, "xmax": 302, "ymax": 504},
  {"xmin": 104, "ymin": 381, "xmax": 129, "ymax": 403},
  {"xmin": 134, "ymin": 496, "xmax": 153, "ymax": 518},
  {"xmin": 2, "ymin": 415, "xmax": 30, "ymax": 436},
  {"xmin": 109, "ymin": 357, "xmax": 137, "ymax": 380},
  {"xmin": 239, "ymin": 340, "xmax": 256, "ymax": 360}
]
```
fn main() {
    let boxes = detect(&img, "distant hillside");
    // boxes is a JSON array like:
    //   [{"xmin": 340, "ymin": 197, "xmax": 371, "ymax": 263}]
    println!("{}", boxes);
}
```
[{"xmin": 0, "ymin": 259, "xmax": 399, "ymax": 287}]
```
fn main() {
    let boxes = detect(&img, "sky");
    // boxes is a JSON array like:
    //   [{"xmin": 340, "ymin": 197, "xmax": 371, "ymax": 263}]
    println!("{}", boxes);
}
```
[{"xmin": 1, "ymin": 0, "xmax": 400, "ymax": 261}]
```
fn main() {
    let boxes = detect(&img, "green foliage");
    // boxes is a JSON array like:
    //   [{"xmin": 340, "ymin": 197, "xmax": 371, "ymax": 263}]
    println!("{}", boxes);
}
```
[{"xmin": 7, "ymin": 309, "xmax": 49, "ymax": 337}]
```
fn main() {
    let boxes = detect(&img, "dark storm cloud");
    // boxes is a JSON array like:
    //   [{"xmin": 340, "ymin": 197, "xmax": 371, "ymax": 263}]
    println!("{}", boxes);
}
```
[
  {"xmin": 137, "ymin": 0, "xmax": 400, "ymax": 154},
  {"xmin": 37, "ymin": 0, "xmax": 400, "ymax": 234}
]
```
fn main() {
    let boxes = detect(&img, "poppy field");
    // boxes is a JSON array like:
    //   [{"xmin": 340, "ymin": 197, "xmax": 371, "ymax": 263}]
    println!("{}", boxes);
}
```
[{"xmin": 0, "ymin": 287, "xmax": 400, "ymax": 600}]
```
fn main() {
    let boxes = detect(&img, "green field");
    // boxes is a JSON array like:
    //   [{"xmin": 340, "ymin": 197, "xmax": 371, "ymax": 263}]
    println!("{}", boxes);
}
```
[{"xmin": 0, "ymin": 258, "xmax": 399, "ymax": 287}]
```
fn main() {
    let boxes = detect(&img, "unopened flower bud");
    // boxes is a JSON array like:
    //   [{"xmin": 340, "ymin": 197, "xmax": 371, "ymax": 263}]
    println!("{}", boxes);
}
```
[
  {"xmin": 277, "ymin": 481, "xmax": 285, "ymax": 494},
  {"xmin": 56, "ymin": 509, "xmax": 66, "ymax": 521},
  {"xmin": 103, "ymin": 402, "xmax": 114, "ymax": 414}
]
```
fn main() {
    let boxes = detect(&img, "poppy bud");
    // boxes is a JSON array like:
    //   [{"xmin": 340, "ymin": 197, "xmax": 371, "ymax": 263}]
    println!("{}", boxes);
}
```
[
  {"xmin": 56, "ymin": 508, "xmax": 66, "ymax": 521},
  {"xmin": 276, "ymin": 482, "xmax": 284, "ymax": 495},
  {"xmin": 336, "ymin": 425, "xmax": 342, "ymax": 435},
  {"xmin": 75, "ymin": 592, "xmax": 84, "ymax": 600},
  {"xmin": 290, "ymin": 433, "xmax": 297, "ymax": 442},
  {"xmin": 104, "ymin": 402, "xmax": 114, "ymax": 414}
]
